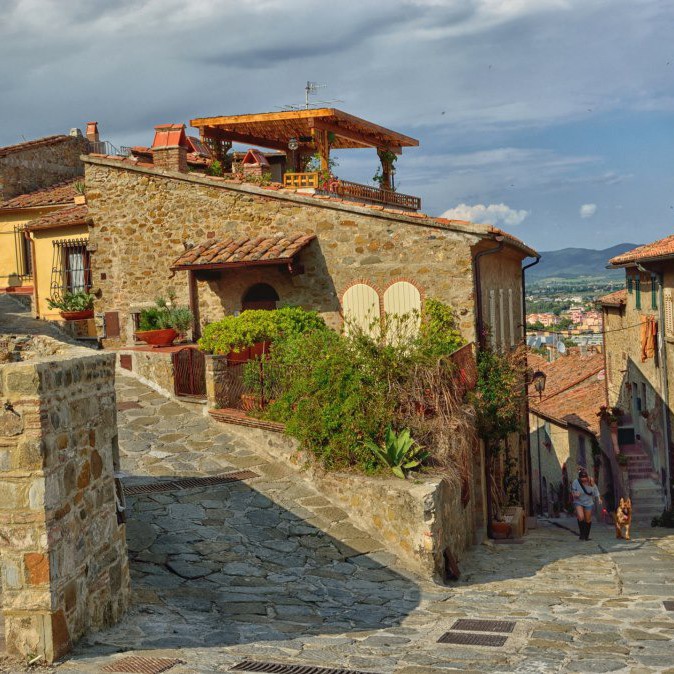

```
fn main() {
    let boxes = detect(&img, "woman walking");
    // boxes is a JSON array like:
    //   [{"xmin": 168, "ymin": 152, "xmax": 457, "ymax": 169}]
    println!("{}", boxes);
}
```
[{"xmin": 571, "ymin": 468, "xmax": 601, "ymax": 540}]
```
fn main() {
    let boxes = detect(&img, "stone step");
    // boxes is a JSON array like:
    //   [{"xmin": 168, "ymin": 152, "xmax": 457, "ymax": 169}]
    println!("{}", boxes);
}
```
[{"xmin": 630, "ymin": 478, "xmax": 663, "ymax": 489}]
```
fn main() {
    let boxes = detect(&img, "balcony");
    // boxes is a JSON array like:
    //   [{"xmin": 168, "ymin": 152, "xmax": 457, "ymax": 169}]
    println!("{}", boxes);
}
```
[{"xmin": 283, "ymin": 173, "xmax": 421, "ymax": 212}]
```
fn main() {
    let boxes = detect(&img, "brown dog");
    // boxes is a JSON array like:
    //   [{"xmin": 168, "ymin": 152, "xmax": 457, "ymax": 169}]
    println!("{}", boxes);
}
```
[{"xmin": 614, "ymin": 497, "xmax": 632, "ymax": 540}]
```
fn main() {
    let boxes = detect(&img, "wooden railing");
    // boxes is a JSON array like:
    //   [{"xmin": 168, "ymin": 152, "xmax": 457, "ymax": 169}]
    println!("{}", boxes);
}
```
[
  {"xmin": 283, "ymin": 172, "xmax": 319, "ymax": 189},
  {"xmin": 282, "ymin": 173, "xmax": 421, "ymax": 211},
  {"xmin": 331, "ymin": 180, "xmax": 421, "ymax": 211}
]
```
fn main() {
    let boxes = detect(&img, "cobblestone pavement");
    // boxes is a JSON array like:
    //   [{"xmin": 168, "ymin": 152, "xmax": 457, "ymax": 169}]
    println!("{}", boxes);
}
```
[{"xmin": 1, "ymin": 339, "xmax": 674, "ymax": 672}]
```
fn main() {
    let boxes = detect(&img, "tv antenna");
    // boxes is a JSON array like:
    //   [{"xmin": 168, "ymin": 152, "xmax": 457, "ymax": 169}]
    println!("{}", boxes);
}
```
[
  {"xmin": 305, "ymin": 81, "xmax": 326, "ymax": 109},
  {"xmin": 275, "ymin": 82, "xmax": 343, "ymax": 112}
]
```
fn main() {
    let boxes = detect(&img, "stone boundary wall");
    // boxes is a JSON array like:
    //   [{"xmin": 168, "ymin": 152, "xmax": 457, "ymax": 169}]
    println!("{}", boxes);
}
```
[
  {"xmin": 0, "ymin": 136, "xmax": 88, "ymax": 201},
  {"xmin": 116, "ymin": 349, "xmax": 175, "ymax": 398},
  {"xmin": 0, "ymin": 336, "xmax": 129, "ymax": 662},
  {"xmin": 232, "ymin": 426, "xmax": 477, "ymax": 582}
]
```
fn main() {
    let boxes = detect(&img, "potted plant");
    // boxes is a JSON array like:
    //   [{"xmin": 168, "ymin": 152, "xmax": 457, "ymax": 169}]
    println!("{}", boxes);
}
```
[
  {"xmin": 135, "ymin": 293, "xmax": 193, "ymax": 347},
  {"xmin": 491, "ymin": 520, "xmax": 512, "ymax": 539},
  {"xmin": 47, "ymin": 291, "xmax": 95, "ymax": 320},
  {"xmin": 73, "ymin": 181, "xmax": 86, "ymax": 205}
]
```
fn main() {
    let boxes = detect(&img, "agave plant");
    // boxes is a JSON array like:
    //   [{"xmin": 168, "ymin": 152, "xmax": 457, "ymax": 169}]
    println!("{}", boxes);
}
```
[{"xmin": 364, "ymin": 427, "xmax": 428, "ymax": 479}]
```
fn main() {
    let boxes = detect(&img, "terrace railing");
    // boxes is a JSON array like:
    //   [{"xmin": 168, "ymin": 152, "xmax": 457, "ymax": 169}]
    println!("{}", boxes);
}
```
[{"xmin": 282, "ymin": 172, "xmax": 421, "ymax": 211}]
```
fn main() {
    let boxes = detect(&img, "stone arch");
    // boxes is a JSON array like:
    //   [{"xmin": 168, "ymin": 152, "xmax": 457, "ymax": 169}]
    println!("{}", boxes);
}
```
[{"xmin": 242, "ymin": 283, "xmax": 279, "ymax": 311}]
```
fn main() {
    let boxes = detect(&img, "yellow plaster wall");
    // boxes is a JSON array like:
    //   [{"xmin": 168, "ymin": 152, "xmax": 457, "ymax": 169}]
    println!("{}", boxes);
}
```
[
  {"xmin": 30, "ymin": 225, "xmax": 89, "ymax": 319},
  {"xmin": 0, "ymin": 207, "xmax": 60, "ymax": 288}
]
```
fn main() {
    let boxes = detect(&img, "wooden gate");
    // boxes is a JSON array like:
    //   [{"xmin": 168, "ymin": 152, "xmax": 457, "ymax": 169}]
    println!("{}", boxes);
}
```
[{"xmin": 172, "ymin": 347, "xmax": 206, "ymax": 398}]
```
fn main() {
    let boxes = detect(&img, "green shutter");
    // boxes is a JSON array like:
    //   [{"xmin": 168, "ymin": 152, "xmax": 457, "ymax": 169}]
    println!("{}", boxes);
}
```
[
  {"xmin": 635, "ymin": 278, "xmax": 641, "ymax": 309},
  {"xmin": 652, "ymin": 276, "xmax": 657, "ymax": 309},
  {"xmin": 627, "ymin": 277, "xmax": 633, "ymax": 294}
]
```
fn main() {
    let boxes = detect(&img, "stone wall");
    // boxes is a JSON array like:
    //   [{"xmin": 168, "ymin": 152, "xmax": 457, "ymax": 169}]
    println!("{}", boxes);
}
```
[
  {"xmin": 0, "ymin": 136, "xmax": 88, "ymax": 201},
  {"xmin": 82, "ymin": 158, "xmax": 530, "ymax": 347},
  {"xmin": 117, "ymin": 348, "xmax": 175, "ymax": 398},
  {"xmin": 238, "ymin": 427, "xmax": 479, "ymax": 581},
  {"xmin": 0, "ymin": 335, "xmax": 129, "ymax": 663}
]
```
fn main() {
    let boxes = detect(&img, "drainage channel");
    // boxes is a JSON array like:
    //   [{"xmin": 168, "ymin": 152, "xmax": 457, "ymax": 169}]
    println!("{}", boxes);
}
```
[
  {"xmin": 122, "ymin": 470, "xmax": 259, "ymax": 495},
  {"xmin": 231, "ymin": 660, "xmax": 381, "ymax": 674},
  {"xmin": 437, "ymin": 618, "xmax": 517, "ymax": 648}
]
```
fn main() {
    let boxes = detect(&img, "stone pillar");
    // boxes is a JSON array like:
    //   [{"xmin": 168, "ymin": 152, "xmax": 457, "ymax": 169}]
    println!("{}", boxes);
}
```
[
  {"xmin": 205, "ymin": 354, "xmax": 229, "ymax": 409},
  {"xmin": 0, "ymin": 338, "xmax": 129, "ymax": 663}
]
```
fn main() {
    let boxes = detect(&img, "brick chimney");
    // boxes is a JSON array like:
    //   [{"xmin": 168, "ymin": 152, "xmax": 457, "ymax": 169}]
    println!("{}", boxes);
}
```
[
  {"xmin": 86, "ymin": 122, "xmax": 99, "ymax": 143},
  {"xmin": 151, "ymin": 123, "xmax": 188, "ymax": 173}
]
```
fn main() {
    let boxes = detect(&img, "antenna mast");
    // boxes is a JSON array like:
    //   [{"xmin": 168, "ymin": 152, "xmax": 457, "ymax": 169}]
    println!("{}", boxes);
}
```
[{"xmin": 305, "ymin": 81, "xmax": 326, "ymax": 109}]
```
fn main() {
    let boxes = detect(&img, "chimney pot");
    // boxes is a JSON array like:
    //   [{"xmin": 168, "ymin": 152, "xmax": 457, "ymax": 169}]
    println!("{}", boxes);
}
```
[{"xmin": 86, "ymin": 122, "xmax": 99, "ymax": 143}]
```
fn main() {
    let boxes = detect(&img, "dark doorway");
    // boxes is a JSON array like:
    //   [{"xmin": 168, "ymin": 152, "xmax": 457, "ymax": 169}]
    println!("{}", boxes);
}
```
[{"xmin": 242, "ymin": 283, "xmax": 279, "ymax": 311}]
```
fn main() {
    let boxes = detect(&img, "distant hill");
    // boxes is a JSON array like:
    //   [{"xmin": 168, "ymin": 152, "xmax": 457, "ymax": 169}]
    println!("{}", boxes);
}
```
[{"xmin": 528, "ymin": 243, "xmax": 640, "ymax": 279}]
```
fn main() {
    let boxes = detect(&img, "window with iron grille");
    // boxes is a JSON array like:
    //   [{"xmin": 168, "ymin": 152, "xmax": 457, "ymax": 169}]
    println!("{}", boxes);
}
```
[
  {"xmin": 50, "ymin": 238, "xmax": 91, "ymax": 299},
  {"xmin": 13, "ymin": 225, "xmax": 32, "ymax": 279}
]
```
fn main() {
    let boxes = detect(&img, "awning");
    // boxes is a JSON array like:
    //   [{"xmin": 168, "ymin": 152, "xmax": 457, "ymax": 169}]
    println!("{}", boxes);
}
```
[{"xmin": 171, "ymin": 233, "xmax": 315, "ymax": 272}]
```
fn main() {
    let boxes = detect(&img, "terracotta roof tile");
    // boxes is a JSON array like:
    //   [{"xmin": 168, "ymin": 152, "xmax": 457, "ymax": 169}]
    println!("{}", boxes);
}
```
[
  {"xmin": 0, "ymin": 135, "xmax": 70, "ymax": 158},
  {"xmin": 0, "ymin": 180, "xmax": 78, "ymax": 210},
  {"xmin": 172, "ymin": 233, "xmax": 316, "ymax": 269},
  {"xmin": 529, "ymin": 351, "xmax": 606, "ymax": 434},
  {"xmin": 24, "ymin": 204, "xmax": 90, "ymax": 232},
  {"xmin": 610, "ymin": 235, "xmax": 674, "ymax": 266},
  {"xmin": 598, "ymin": 288, "xmax": 627, "ymax": 307}
]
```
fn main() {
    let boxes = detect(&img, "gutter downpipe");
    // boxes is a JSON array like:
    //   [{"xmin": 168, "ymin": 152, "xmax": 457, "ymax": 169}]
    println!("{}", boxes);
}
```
[
  {"xmin": 522, "ymin": 255, "xmax": 541, "ymax": 516},
  {"xmin": 473, "ymin": 237, "xmax": 504, "ymax": 540},
  {"xmin": 637, "ymin": 263, "xmax": 672, "ymax": 508}
]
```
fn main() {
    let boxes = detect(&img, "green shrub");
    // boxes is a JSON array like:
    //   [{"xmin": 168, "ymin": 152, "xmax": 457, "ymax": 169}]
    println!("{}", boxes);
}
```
[
  {"xmin": 198, "ymin": 306, "xmax": 328, "ymax": 355},
  {"xmin": 259, "ymin": 299, "xmax": 467, "ymax": 473}
]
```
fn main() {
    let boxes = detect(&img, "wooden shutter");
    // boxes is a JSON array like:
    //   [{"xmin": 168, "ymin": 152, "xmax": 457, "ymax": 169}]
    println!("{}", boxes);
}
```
[
  {"xmin": 383, "ymin": 281, "xmax": 421, "ymax": 343},
  {"xmin": 342, "ymin": 284, "xmax": 380, "ymax": 338},
  {"xmin": 665, "ymin": 289, "xmax": 674, "ymax": 338},
  {"xmin": 489, "ymin": 289, "xmax": 497, "ymax": 349},
  {"xmin": 508, "ymin": 288, "xmax": 515, "ymax": 347}
]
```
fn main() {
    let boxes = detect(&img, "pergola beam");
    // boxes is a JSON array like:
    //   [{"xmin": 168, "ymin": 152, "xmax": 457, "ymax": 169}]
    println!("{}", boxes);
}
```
[{"xmin": 201, "ymin": 126, "xmax": 288, "ymax": 153}]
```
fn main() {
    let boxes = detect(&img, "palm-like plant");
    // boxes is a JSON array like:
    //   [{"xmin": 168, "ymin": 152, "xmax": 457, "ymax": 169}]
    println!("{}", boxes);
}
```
[{"xmin": 364, "ymin": 427, "xmax": 428, "ymax": 479}]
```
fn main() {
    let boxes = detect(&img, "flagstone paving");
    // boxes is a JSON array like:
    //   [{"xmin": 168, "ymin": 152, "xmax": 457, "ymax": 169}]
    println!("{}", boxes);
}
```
[{"xmin": 1, "ymin": 332, "xmax": 674, "ymax": 672}]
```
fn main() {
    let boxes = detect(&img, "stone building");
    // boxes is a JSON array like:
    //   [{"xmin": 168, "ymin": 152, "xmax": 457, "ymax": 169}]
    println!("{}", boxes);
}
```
[
  {"xmin": 81, "ymin": 109, "xmax": 539, "ymax": 534},
  {"xmin": 528, "ymin": 351, "xmax": 616, "ymax": 514},
  {"xmin": 0, "ymin": 134, "xmax": 88, "ymax": 295},
  {"xmin": 602, "ymin": 236, "xmax": 674, "ymax": 518}
]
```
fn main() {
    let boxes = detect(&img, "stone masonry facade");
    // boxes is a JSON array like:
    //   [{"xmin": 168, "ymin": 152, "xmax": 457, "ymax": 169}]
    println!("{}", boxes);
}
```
[
  {"xmin": 82, "ymin": 157, "xmax": 531, "ymax": 349},
  {"xmin": 0, "ymin": 335, "xmax": 129, "ymax": 663},
  {"xmin": 0, "ymin": 136, "xmax": 88, "ymax": 202}
]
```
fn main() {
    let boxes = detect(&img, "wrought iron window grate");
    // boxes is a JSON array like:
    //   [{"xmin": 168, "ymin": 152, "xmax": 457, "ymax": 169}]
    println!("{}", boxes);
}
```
[{"xmin": 50, "ymin": 238, "xmax": 91, "ymax": 299}]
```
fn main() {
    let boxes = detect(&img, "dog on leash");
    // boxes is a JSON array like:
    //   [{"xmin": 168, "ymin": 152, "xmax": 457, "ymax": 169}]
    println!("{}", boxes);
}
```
[{"xmin": 614, "ymin": 497, "xmax": 632, "ymax": 540}]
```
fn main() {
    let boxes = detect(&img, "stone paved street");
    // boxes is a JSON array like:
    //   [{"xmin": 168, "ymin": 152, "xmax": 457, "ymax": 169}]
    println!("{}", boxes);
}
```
[
  {"xmin": 32, "ymin": 374, "xmax": 672, "ymax": 674},
  {"xmin": 1, "ymin": 298, "xmax": 674, "ymax": 674}
]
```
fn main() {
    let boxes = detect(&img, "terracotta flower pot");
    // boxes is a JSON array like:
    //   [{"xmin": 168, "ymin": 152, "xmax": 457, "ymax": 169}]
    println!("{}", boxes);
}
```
[
  {"xmin": 135, "ymin": 328, "xmax": 178, "ymax": 347},
  {"xmin": 491, "ymin": 521, "xmax": 512, "ymax": 540},
  {"xmin": 60, "ymin": 309, "xmax": 94, "ymax": 320}
]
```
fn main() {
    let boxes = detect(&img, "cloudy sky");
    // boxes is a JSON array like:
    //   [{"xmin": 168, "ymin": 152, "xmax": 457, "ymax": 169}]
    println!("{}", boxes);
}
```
[{"xmin": 2, "ymin": 0, "xmax": 672, "ymax": 251}]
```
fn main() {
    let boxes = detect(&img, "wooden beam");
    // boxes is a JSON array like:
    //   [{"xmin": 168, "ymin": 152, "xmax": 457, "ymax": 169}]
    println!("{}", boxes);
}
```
[
  {"xmin": 192, "ymin": 109, "xmax": 336, "ymax": 128},
  {"xmin": 201, "ymin": 126, "xmax": 288, "ymax": 153}
]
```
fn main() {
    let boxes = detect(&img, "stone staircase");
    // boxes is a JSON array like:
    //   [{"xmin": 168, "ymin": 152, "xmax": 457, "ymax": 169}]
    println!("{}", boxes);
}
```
[{"xmin": 621, "ymin": 443, "xmax": 666, "ymax": 525}]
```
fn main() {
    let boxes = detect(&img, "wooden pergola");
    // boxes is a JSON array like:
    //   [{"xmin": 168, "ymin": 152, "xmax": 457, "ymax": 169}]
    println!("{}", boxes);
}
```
[{"xmin": 190, "ymin": 108, "xmax": 419, "ymax": 191}]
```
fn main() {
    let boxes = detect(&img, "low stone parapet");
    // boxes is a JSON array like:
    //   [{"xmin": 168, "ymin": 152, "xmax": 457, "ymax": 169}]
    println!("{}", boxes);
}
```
[{"xmin": 0, "ymin": 335, "xmax": 129, "ymax": 663}]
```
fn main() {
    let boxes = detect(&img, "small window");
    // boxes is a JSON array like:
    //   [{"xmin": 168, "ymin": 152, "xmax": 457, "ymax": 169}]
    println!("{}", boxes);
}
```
[
  {"xmin": 50, "ymin": 238, "xmax": 91, "ymax": 299},
  {"xmin": 635, "ymin": 277, "xmax": 641, "ymax": 309},
  {"xmin": 627, "ymin": 277, "xmax": 633, "ymax": 294}
]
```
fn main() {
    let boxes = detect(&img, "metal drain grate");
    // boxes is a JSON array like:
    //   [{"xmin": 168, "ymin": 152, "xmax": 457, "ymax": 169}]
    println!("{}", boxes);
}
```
[
  {"xmin": 451, "ymin": 618, "xmax": 516, "ymax": 633},
  {"xmin": 102, "ymin": 656, "xmax": 183, "ymax": 673},
  {"xmin": 664, "ymin": 600, "xmax": 674, "ymax": 611},
  {"xmin": 438, "ymin": 632, "xmax": 507, "ymax": 647},
  {"xmin": 231, "ymin": 660, "xmax": 381, "ymax": 674},
  {"xmin": 123, "ymin": 470, "xmax": 259, "ymax": 495}
]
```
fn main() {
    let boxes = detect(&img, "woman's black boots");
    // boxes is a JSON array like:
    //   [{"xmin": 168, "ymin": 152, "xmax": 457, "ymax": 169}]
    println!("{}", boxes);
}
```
[
  {"xmin": 585, "ymin": 522, "xmax": 592, "ymax": 541},
  {"xmin": 578, "ymin": 520, "xmax": 587, "ymax": 540}
]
